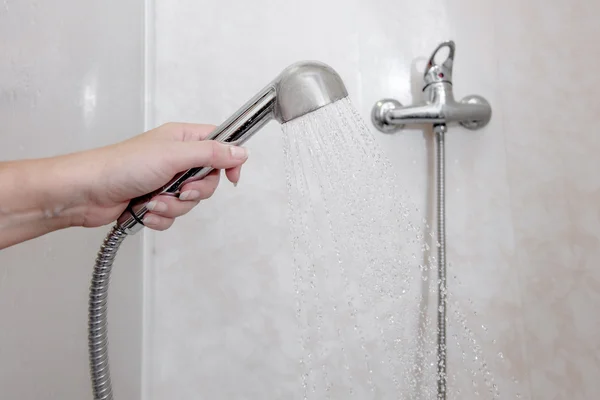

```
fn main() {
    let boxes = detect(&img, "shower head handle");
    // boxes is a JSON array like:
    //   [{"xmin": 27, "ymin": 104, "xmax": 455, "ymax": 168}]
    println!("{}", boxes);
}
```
[
  {"xmin": 116, "ymin": 60, "xmax": 348, "ymax": 234},
  {"xmin": 115, "ymin": 87, "xmax": 277, "ymax": 234}
]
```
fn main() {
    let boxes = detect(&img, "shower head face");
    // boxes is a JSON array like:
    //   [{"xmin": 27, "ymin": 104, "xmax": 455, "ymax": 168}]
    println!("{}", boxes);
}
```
[{"xmin": 273, "ymin": 61, "xmax": 348, "ymax": 123}]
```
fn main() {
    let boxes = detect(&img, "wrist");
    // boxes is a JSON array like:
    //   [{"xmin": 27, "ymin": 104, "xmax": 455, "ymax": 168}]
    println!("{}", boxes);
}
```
[
  {"xmin": 0, "ymin": 155, "xmax": 90, "ymax": 230},
  {"xmin": 39, "ymin": 153, "xmax": 93, "ymax": 228}
]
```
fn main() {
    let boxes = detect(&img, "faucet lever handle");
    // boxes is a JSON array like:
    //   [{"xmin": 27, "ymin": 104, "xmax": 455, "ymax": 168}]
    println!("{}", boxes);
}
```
[{"xmin": 424, "ymin": 40, "xmax": 455, "ymax": 86}]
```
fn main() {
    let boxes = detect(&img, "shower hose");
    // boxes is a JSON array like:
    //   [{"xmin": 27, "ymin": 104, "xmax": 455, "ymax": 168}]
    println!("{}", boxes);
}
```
[
  {"xmin": 88, "ymin": 225, "xmax": 128, "ymax": 400},
  {"xmin": 87, "ymin": 126, "xmax": 449, "ymax": 400},
  {"xmin": 434, "ymin": 123, "xmax": 447, "ymax": 400}
]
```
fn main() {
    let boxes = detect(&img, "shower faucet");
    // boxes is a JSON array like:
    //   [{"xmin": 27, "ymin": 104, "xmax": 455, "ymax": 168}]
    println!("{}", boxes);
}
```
[{"xmin": 371, "ymin": 40, "xmax": 491, "ymax": 132}]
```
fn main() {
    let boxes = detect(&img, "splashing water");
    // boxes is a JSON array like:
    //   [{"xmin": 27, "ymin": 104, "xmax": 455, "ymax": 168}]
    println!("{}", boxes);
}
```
[{"xmin": 281, "ymin": 98, "xmax": 522, "ymax": 399}]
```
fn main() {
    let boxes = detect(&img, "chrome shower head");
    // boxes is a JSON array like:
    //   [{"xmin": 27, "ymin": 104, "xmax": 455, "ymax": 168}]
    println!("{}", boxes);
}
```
[
  {"xmin": 117, "ymin": 60, "xmax": 348, "ymax": 234},
  {"xmin": 273, "ymin": 61, "xmax": 347, "ymax": 123}
]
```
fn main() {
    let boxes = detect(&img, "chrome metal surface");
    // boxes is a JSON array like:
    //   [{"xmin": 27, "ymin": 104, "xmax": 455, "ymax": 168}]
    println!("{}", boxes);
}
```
[
  {"xmin": 435, "ymin": 124, "xmax": 448, "ymax": 400},
  {"xmin": 88, "ymin": 226, "xmax": 128, "ymax": 400},
  {"xmin": 371, "ymin": 40, "xmax": 491, "ymax": 131},
  {"xmin": 371, "ymin": 98, "xmax": 404, "ymax": 133},
  {"xmin": 117, "ymin": 60, "xmax": 348, "ymax": 234},
  {"xmin": 459, "ymin": 95, "xmax": 492, "ymax": 130},
  {"xmin": 274, "ymin": 61, "xmax": 348, "ymax": 123},
  {"xmin": 424, "ymin": 41, "xmax": 455, "ymax": 87}
]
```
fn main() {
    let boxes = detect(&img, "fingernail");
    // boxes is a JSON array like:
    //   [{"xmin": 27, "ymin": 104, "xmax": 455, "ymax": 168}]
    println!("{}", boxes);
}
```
[
  {"xmin": 146, "ymin": 201, "xmax": 167, "ymax": 212},
  {"xmin": 179, "ymin": 190, "xmax": 201, "ymax": 201},
  {"xmin": 229, "ymin": 146, "xmax": 248, "ymax": 159},
  {"xmin": 143, "ymin": 214, "xmax": 159, "ymax": 226},
  {"xmin": 233, "ymin": 181, "xmax": 238, "ymax": 187}
]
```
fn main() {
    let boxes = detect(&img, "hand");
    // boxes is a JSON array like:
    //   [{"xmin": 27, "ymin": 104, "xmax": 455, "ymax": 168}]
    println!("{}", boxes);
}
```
[
  {"xmin": 0, "ymin": 122, "xmax": 249, "ymax": 248},
  {"xmin": 78, "ymin": 122, "xmax": 249, "ymax": 230}
]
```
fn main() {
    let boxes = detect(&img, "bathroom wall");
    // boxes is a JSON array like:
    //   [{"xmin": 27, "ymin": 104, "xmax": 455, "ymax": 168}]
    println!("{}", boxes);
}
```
[
  {"xmin": 145, "ymin": 0, "xmax": 600, "ymax": 399},
  {"xmin": 0, "ymin": 1, "xmax": 144, "ymax": 399}
]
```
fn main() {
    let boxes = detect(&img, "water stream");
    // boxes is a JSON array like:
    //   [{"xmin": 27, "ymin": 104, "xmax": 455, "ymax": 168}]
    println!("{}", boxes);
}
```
[{"xmin": 281, "ymin": 98, "xmax": 520, "ymax": 399}]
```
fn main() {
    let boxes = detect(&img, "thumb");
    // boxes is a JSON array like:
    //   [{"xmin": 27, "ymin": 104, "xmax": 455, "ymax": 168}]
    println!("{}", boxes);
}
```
[{"xmin": 169, "ymin": 140, "xmax": 249, "ymax": 171}]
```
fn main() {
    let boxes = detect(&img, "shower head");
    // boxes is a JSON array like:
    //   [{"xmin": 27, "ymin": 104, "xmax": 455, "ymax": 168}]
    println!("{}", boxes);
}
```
[
  {"xmin": 273, "ymin": 61, "xmax": 348, "ymax": 123},
  {"xmin": 116, "ymin": 60, "xmax": 348, "ymax": 234}
]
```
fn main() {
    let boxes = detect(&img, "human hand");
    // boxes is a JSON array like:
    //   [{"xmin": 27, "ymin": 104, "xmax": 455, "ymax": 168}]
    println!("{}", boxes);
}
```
[
  {"xmin": 73, "ymin": 122, "xmax": 249, "ymax": 231},
  {"xmin": 1, "ymin": 122, "xmax": 246, "ymax": 248}
]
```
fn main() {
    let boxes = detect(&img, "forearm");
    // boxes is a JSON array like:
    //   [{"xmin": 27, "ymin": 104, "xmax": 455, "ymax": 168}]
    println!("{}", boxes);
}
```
[{"xmin": 0, "ymin": 156, "xmax": 88, "ymax": 249}]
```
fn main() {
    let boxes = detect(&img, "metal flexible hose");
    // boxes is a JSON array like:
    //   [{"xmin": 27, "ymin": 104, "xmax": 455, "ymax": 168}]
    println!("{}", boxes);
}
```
[
  {"xmin": 434, "ymin": 124, "xmax": 447, "ymax": 400},
  {"xmin": 88, "ymin": 225, "xmax": 128, "ymax": 400}
]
